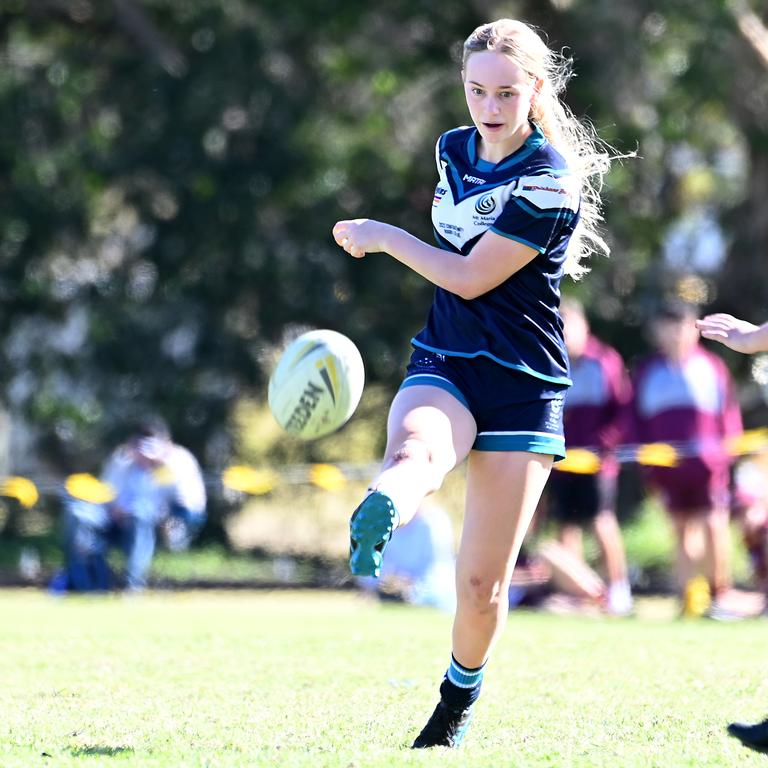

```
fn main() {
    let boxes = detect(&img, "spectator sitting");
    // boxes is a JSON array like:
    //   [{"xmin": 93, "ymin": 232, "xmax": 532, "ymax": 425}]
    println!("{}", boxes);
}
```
[
  {"xmin": 356, "ymin": 501, "xmax": 456, "ymax": 612},
  {"xmin": 507, "ymin": 540, "xmax": 608, "ymax": 615},
  {"xmin": 58, "ymin": 416, "xmax": 206, "ymax": 592}
]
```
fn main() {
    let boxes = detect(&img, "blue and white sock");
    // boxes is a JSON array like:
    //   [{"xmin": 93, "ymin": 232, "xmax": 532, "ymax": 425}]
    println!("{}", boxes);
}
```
[{"xmin": 439, "ymin": 655, "xmax": 486, "ymax": 712}]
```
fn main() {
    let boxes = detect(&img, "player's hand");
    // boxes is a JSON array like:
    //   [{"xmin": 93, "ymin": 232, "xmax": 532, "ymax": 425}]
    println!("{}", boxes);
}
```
[
  {"xmin": 695, "ymin": 314, "xmax": 761, "ymax": 353},
  {"xmin": 332, "ymin": 219, "xmax": 388, "ymax": 259}
]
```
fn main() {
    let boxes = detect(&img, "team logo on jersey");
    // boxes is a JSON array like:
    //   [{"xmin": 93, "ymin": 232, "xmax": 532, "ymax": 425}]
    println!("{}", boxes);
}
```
[
  {"xmin": 463, "ymin": 173, "xmax": 486, "ymax": 184},
  {"xmin": 474, "ymin": 192, "xmax": 496, "ymax": 215}
]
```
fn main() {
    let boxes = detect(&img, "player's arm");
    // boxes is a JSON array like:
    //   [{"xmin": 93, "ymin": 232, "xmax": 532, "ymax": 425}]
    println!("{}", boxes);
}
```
[
  {"xmin": 696, "ymin": 314, "xmax": 768, "ymax": 354},
  {"xmin": 332, "ymin": 219, "xmax": 538, "ymax": 300}
]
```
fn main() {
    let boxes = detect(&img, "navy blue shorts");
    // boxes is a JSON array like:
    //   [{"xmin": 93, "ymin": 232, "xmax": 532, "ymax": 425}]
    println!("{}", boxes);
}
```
[{"xmin": 401, "ymin": 349, "xmax": 568, "ymax": 458}]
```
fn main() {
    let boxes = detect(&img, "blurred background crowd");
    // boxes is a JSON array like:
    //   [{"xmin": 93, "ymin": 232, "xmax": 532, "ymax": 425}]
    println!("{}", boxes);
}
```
[{"xmin": 0, "ymin": 1, "xmax": 767, "ymax": 618}]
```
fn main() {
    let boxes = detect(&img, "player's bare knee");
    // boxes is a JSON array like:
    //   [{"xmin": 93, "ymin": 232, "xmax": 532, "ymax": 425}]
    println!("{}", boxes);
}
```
[
  {"xmin": 458, "ymin": 573, "xmax": 504, "ymax": 615},
  {"xmin": 399, "ymin": 438, "xmax": 432, "ymax": 463},
  {"xmin": 389, "ymin": 438, "xmax": 433, "ymax": 468}
]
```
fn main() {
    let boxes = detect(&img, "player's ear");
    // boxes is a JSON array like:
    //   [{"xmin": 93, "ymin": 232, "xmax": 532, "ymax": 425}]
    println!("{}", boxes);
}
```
[{"xmin": 530, "ymin": 77, "xmax": 543, "ymax": 111}]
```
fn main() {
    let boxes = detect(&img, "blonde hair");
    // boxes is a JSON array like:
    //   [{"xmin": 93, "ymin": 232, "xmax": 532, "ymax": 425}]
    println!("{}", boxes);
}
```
[{"xmin": 463, "ymin": 19, "xmax": 620, "ymax": 279}]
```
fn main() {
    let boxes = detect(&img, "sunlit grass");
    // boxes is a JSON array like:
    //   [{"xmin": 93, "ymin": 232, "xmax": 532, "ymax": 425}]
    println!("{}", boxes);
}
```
[{"xmin": 1, "ymin": 589, "xmax": 767, "ymax": 767}]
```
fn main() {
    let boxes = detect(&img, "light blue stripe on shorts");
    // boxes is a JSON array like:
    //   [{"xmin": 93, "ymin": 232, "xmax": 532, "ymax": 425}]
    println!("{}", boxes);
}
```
[
  {"xmin": 399, "ymin": 374, "xmax": 470, "ymax": 410},
  {"xmin": 474, "ymin": 430, "xmax": 566, "ymax": 458}
]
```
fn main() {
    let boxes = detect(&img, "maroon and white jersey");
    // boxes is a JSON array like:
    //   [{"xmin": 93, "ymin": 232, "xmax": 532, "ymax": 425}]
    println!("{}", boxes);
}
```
[
  {"xmin": 564, "ymin": 335, "xmax": 631, "ymax": 454},
  {"xmin": 628, "ymin": 344, "xmax": 742, "ymax": 468}
]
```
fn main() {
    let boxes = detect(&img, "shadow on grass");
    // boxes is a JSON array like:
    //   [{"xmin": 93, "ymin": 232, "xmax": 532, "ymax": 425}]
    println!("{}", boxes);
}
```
[{"xmin": 69, "ymin": 745, "xmax": 135, "ymax": 757}]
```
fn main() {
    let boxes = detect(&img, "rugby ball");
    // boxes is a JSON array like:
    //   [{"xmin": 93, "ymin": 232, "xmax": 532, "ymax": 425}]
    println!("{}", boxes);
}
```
[{"xmin": 268, "ymin": 329, "xmax": 365, "ymax": 440}]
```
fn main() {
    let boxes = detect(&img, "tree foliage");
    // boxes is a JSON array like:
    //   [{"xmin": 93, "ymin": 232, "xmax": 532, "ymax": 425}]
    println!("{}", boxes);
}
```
[{"xmin": 0, "ymin": 0, "xmax": 766, "ymax": 470}]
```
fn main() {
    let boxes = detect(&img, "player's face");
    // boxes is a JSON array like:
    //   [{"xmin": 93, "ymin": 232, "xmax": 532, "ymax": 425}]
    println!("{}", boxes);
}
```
[
  {"xmin": 653, "ymin": 317, "xmax": 699, "ymax": 361},
  {"xmin": 463, "ymin": 51, "xmax": 539, "ymax": 161}
]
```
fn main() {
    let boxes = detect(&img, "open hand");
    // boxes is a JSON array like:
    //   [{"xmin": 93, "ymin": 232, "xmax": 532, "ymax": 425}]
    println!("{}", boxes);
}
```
[{"xmin": 695, "ymin": 313, "xmax": 762, "ymax": 354}]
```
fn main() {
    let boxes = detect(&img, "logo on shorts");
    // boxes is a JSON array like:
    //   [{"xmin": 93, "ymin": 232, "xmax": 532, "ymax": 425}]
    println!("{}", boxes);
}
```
[
  {"xmin": 544, "ymin": 394, "xmax": 565, "ymax": 432},
  {"xmin": 414, "ymin": 352, "xmax": 445, "ymax": 369}
]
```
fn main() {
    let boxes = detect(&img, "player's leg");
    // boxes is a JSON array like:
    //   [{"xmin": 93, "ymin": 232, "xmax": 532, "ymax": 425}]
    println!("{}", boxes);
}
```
[
  {"xmin": 703, "ymin": 506, "xmax": 732, "ymax": 597},
  {"xmin": 453, "ymin": 451, "xmax": 553, "ymax": 663},
  {"xmin": 593, "ymin": 509, "xmax": 626, "ymax": 585},
  {"xmin": 591, "ymin": 466, "xmax": 632, "ymax": 613},
  {"xmin": 672, "ymin": 513, "xmax": 702, "ymax": 594},
  {"xmin": 740, "ymin": 500, "xmax": 768, "ymax": 592},
  {"xmin": 559, "ymin": 522, "xmax": 584, "ymax": 558},
  {"xmin": 412, "ymin": 451, "xmax": 552, "ymax": 748},
  {"xmin": 655, "ymin": 468, "xmax": 705, "ymax": 609},
  {"xmin": 593, "ymin": 509, "xmax": 633, "ymax": 615},
  {"xmin": 120, "ymin": 516, "xmax": 158, "ymax": 591},
  {"xmin": 61, "ymin": 498, "xmax": 112, "ymax": 592},
  {"xmin": 349, "ymin": 384, "xmax": 476, "ymax": 577},
  {"xmin": 536, "ymin": 539, "xmax": 606, "ymax": 602}
]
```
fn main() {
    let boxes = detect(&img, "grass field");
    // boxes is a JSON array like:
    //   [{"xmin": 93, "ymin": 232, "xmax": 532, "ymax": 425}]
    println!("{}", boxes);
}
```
[{"xmin": 1, "ymin": 589, "xmax": 768, "ymax": 767}]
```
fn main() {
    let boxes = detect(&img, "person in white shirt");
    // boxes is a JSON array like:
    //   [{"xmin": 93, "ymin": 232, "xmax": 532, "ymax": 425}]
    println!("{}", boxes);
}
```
[
  {"xmin": 356, "ymin": 501, "xmax": 457, "ymax": 613},
  {"xmin": 62, "ymin": 416, "xmax": 206, "ymax": 591}
]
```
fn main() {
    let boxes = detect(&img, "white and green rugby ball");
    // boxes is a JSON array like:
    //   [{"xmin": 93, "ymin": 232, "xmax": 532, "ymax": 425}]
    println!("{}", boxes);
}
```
[{"xmin": 268, "ymin": 329, "xmax": 365, "ymax": 440}]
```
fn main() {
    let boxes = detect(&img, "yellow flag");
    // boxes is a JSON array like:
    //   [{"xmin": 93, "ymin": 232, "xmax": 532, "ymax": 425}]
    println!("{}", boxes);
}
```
[
  {"xmin": 309, "ymin": 463, "xmax": 347, "ymax": 492},
  {"xmin": 553, "ymin": 449, "xmax": 602, "ymax": 475},
  {"xmin": 221, "ymin": 466, "xmax": 277, "ymax": 496},
  {"xmin": 726, "ymin": 428, "xmax": 768, "ymax": 457},
  {"xmin": 65, "ymin": 473, "xmax": 116, "ymax": 504},
  {"xmin": 636, "ymin": 443, "xmax": 678, "ymax": 468},
  {"xmin": 0, "ymin": 476, "xmax": 39, "ymax": 509}
]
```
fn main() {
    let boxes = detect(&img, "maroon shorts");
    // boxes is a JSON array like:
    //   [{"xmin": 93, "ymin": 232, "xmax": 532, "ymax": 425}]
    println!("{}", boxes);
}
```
[{"xmin": 647, "ymin": 459, "xmax": 730, "ymax": 516}]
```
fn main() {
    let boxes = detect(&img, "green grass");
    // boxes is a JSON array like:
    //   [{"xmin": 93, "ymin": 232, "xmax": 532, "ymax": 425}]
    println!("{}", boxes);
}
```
[{"xmin": 1, "ymin": 590, "xmax": 768, "ymax": 767}]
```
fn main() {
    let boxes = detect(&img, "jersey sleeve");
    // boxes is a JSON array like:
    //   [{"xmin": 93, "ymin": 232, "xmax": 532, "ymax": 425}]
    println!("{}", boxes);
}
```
[{"xmin": 490, "ymin": 172, "xmax": 580, "ymax": 253}]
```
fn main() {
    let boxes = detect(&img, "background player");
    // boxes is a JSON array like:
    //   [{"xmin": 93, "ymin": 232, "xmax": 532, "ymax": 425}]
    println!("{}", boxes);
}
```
[
  {"xmin": 545, "ymin": 296, "xmax": 633, "ymax": 615},
  {"xmin": 628, "ymin": 300, "xmax": 743, "ymax": 614}
]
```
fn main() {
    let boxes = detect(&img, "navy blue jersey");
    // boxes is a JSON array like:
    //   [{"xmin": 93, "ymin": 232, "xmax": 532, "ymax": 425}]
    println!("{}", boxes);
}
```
[{"xmin": 412, "ymin": 124, "xmax": 579, "ymax": 385}]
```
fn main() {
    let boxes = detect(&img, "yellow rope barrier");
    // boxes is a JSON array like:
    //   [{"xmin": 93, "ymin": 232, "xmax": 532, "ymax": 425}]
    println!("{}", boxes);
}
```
[{"xmin": 0, "ymin": 429, "xmax": 766, "ymax": 505}]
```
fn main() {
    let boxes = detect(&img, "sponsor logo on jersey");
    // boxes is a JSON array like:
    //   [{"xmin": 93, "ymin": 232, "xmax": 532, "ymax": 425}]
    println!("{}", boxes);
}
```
[
  {"xmin": 474, "ymin": 192, "xmax": 496, "ymax": 215},
  {"xmin": 433, "ymin": 186, "xmax": 447, "ymax": 205},
  {"xmin": 463, "ymin": 174, "xmax": 486, "ymax": 184},
  {"xmin": 514, "ymin": 174, "xmax": 579, "ymax": 214},
  {"xmin": 522, "ymin": 183, "xmax": 568, "ymax": 195}
]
